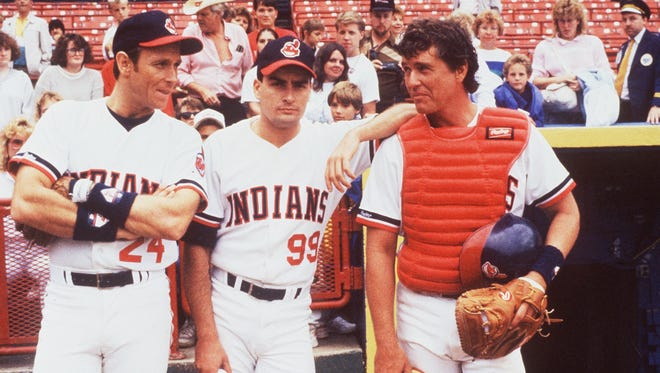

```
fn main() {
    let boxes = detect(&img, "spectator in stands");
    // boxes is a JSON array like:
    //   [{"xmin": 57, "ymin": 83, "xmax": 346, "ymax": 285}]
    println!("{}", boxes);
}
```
[
  {"xmin": 1, "ymin": 0, "xmax": 52, "ymax": 79},
  {"xmin": 247, "ymin": 0, "xmax": 297, "ymax": 59},
  {"xmin": 33, "ymin": 90, "xmax": 62, "ymax": 122},
  {"xmin": 328, "ymin": 81, "xmax": 363, "ymax": 122},
  {"xmin": 231, "ymin": 6, "xmax": 254, "ymax": 33},
  {"xmin": 494, "ymin": 53, "xmax": 544, "ymax": 126},
  {"xmin": 473, "ymin": 10, "xmax": 510, "ymax": 77},
  {"xmin": 615, "ymin": 0, "xmax": 660, "ymax": 123},
  {"xmin": 531, "ymin": 0, "xmax": 610, "ymax": 124},
  {"xmin": 180, "ymin": 0, "xmax": 253, "ymax": 126},
  {"xmin": 362, "ymin": 0, "xmax": 407, "ymax": 113},
  {"xmin": 176, "ymin": 96, "xmax": 205, "ymax": 127},
  {"xmin": 304, "ymin": 42, "xmax": 350, "ymax": 123},
  {"xmin": 34, "ymin": 33, "xmax": 103, "ymax": 102},
  {"xmin": 0, "ymin": 15, "xmax": 4, "ymax": 29},
  {"xmin": 48, "ymin": 18, "xmax": 65, "ymax": 45},
  {"xmin": 391, "ymin": 6, "xmax": 405, "ymax": 45},
  {"xmin": 0, "ymin": 116, "xmax": 33, "ymax": 199},
  {"xmin": 448, "ymin": 10, "xmax": 500, "ymax": 107},
  {"xmin": 335, "ymin": 11, "xmax": 380, "ymax": 116},
  {"xmin": 301, "ymin": 18, "xmax": 325, "ymax": 54},
  {"xmin": 241, "ymin": 28, "xmax": 278, "ymax": 118},
  {"xmin": 452, "ymin": 0, "xmax": 502, "ymax": 15},
  {"xmin": 193, "ymin": 108, "xmax": 225, "ymax": 141},
  {"xmin": 0, "ymin": 31, "xmax": 34, "ymax": 128},
  {"xmin": 102, "ymin": 0, "xmax": 131, "ymax": 61}
]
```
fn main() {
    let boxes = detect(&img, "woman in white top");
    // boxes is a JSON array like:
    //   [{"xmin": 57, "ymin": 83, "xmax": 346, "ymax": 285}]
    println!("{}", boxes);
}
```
[
  {"xmin": 531, "ymin": 0, "xmax": 610, "ymax": 123},
  {"xmin": 33, "ymin": 33, "xmax": 103, "ymax": 102},
  {"xmin": 0, "ymin": 31, "xmax": 34, "ymax": 128},
  {"xmin": 473, "ymin": 10, "xmax": 511, "ymax": 78},
  {"xmin": 304, "ymin": 42, "xmax": 350, "ymax": 124}
]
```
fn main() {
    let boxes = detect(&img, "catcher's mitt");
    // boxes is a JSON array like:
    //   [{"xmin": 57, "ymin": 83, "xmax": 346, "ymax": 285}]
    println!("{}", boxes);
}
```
[
  {"xmin": 455, "ymin": 278, "xmax": 557, "ymax": 359},
  {"xmin": 15, "ymin": 176, "xmax": 73, "ymax": 247}
]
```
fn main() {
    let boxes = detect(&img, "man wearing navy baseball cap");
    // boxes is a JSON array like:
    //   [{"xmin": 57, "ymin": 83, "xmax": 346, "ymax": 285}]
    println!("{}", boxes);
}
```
[
  {"xmin": 362, "ymin": 0, "xmax": 407, "ymax": 112},
  {"xmin": 12, "ymin": 9, "xmax": 208, "ymax": 372},
  {"xmin": 182, "ymin": 34, "xmax": 418, "ymax": 373},
  {"xmin": 615, "ymin": 0, "xmax": 660, "ymax": 123}
]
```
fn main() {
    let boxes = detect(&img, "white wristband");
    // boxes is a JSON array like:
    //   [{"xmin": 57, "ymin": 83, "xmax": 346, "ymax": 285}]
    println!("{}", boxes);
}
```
[
  {"xmin": 519, "ymin": 277, "xmax": 545, "ymax": 293},
  {"xmin": 71, "ymin": 179, "xmax": 94, "ymax": 203}
]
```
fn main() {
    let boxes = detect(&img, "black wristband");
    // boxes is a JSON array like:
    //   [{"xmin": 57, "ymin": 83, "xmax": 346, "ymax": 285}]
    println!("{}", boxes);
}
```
[
  {"xmin": 83, "ymin": 183, "xmax": 137, "ymax": 228},
  {"xmin": 531, "ymin": 245, "xmax": 565, "ymax": 285},
  {"xmin": 73, "ymin": 206, "xmax": 118, "ymax": 242}
]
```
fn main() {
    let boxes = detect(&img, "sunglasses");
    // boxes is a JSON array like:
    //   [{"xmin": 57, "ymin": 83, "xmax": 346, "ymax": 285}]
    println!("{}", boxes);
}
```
[
  {"xmin": 178, "ymin": 111, "xmax": 199, "ymax": 120},
  {"xmin": 8, "ymin": 139, "xmax": 24, "ymax": 147}
]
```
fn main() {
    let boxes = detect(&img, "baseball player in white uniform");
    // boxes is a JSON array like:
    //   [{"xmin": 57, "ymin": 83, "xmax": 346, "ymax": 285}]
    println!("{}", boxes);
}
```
[
  {"xmin": 182, "ymin": 36, "xmax": 416, "ymax": 373},
  {"xmin": 9, "ymin": 11, "xmax": 207, "ymax": 372},
  {"xmin": 346, "ymin": 19, "xmax": 581, "ymax": 373}
]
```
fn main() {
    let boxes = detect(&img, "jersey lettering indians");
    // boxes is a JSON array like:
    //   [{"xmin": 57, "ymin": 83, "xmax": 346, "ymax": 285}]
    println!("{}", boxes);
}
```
[
  {"xmin": 10, "ymin": 99, "xmax": 208, "ymax": 271},
  {"xmin": 357, "ymin": 108, "xmax": 576, "ymax": 294},
  {"xmin": 192, "ymin": 117, "xmax": 373, "ymax": 289},
  {"xmin": 224, "ymin": 185, "xmax": 329, "ymax": 228}
]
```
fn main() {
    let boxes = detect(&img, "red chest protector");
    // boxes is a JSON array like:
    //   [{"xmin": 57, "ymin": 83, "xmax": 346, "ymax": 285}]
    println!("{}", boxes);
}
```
[{"xmin": 397, "ymin": 108, "xmax": 531, "ymax": 296}]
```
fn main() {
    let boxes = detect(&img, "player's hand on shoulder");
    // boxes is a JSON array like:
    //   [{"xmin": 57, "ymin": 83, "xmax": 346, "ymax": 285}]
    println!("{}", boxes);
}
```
[
  {"xmin": 195, "ymin": 336, "xmax": 232, "ymax": 373},
  {"xmin": 325, "ymin": 129, "xmax": 360, "ymax": 193},
  {"xmin": 375, "ymin": 342, "xmax": 413, "ymax": 373}
]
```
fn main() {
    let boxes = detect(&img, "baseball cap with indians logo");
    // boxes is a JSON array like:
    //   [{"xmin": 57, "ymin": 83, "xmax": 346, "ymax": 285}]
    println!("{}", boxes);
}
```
[
  {"xmin": 256, "ymin": 36, "xmax": 316, "ymax": 78},
  {"xmin": 112, "ymin": 10, "xmax": 203, "ymax": 56}
]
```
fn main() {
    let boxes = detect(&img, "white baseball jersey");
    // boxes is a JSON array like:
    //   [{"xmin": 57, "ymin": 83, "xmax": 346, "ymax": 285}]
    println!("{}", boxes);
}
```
[
  {"xmin": 194, "ymin": 116, "xmax": 373, "ymax": 289},
  {"xmin": 11, "ymin": 98, "xmax": 207, "ymax": 271},
  {"xmin": 358, "ymin": 107, "xmax": 575, "ymax": 232}
]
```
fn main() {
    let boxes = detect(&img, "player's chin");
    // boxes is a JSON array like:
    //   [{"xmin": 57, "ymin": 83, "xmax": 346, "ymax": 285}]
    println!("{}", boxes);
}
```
[{"xmin": 152, "ymin": 90, "xmax": 172, "ymax": 107}]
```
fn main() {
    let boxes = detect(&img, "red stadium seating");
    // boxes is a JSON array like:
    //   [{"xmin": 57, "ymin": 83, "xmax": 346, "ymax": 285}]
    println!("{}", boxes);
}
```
[{"xmin": 2, "ymin": 0, "xmax": 653, "ymax": 65}]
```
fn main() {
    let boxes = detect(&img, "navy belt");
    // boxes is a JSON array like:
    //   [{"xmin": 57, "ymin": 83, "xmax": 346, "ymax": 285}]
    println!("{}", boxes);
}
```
[
  {"xmin": 70, "ymin": 270, "xmax": 134, "ymax": 288},
  {"xmin": 226, "ymin": 272, "xmax": 302, "ymax": 301}
]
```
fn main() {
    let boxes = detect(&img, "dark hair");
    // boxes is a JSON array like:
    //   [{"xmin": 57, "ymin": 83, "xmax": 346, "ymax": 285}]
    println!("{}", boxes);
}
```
[
  {"xmin": 48, "ymin": 18, "xmax": 65, "ymax": 33},
  {"xmin": 233, "ymin": 6, "xmax": 254, "ymax": 33},
  {"xmin": 397, "ymin": 19, "xmax": 479, "ymax": 93},
  {"xmin": 0, "ymin": 31, "xmax": 20, "ymax": 61},
  {"xmin": 51, "ymin": 33, "xmax": 93, "ymax": 67},
  {"xmin": 253, "ymin": 0, "xmax": 278, "ymax": 9},
  {"xmin": 176, "ymin": 96, "xmax": 204, "ymax": 118},
  {"xmin": 312, "ymin": 42, "xmax": 349, "ymax": 91}
]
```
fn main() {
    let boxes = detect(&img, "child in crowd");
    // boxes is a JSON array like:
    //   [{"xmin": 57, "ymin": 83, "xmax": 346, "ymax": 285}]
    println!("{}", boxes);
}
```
[
  {"xmin": 193, "ymin": 108, "xmax": 225, "ymax": 141},
  {"xmin": 328, "ymin": 81, "xmax": 363, "ymax": 122},
  {"xmin": 175, "ymin": 96, "xmax": 204, "ymax": 127},
  {"xmin": 102, "ymin": 0, "xmax": 131, "ymax": 61},
  {"xmin": 494, "ymin": 53, "xmax": 545, "ymax": 127},
  {"xmin": 301, "ymin": 18, "xmax": 325, "ymax": 53}
]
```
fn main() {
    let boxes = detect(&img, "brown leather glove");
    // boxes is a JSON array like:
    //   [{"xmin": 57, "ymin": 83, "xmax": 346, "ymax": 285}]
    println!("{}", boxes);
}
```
[{"xmin": 455, "ymin": 278, "xmax": 555, "ymax": 359}]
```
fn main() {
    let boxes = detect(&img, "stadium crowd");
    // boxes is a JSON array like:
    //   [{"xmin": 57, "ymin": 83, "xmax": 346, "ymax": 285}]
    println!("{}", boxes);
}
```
[{"xmin": 0, "ymin": 0, "xmax": 657, "ymax": 357}]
